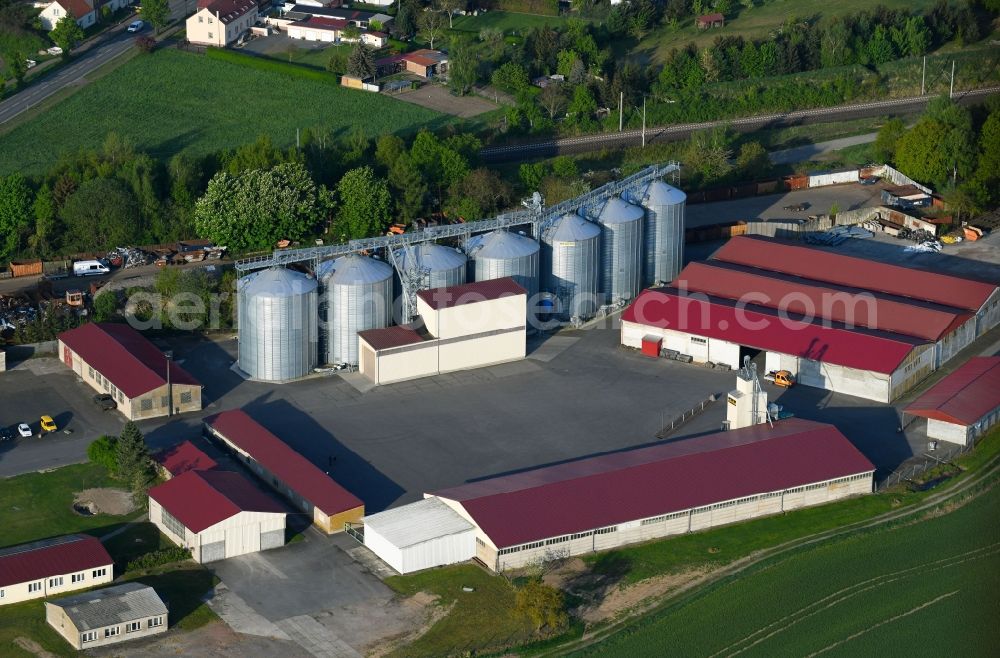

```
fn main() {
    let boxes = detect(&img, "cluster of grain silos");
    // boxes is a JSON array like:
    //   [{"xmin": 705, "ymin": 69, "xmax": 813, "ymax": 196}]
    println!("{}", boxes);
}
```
[{"xmin": 235, "ymin": 176, "xmax": 685, "ymax": 379}]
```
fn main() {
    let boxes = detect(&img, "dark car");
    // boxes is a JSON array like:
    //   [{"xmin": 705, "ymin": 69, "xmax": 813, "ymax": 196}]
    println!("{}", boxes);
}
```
[
  {"xmin": 93, "ymin": 393, "xmax": 117, "ymax": 411},
  {"xmin": 783, "ymin": 203, "xmax": 809, "ymax": 212},
  {"xmin": 0, "ymin": 426, "xmax": 15, "ymax": 441}
]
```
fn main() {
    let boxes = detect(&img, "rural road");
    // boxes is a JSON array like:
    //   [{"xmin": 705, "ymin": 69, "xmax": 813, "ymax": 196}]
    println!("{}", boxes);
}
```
[
  {"xmin": 769, "ymin": 132, "xmax": 878, "ymax": 165},
  {"xmin": 0, "ymin": 25, "xmax": 138, "ymax": 126},
  {"xmin": 480, "ymin": 86, "xmax": 1000, "ymax": 161}
]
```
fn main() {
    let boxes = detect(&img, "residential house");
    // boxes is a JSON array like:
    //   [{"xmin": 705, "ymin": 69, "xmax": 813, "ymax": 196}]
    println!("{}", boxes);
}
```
[
  {"xmin": 39, "ymin": 0, "xmax": 96, "ymax": 31},
  {"xmin": 186, "ymin": 0, "xmax": 259, "ymax": 46}
]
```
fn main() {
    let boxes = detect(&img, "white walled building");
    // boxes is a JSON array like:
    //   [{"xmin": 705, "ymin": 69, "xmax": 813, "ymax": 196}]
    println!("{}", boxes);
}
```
[
  {"xmin": 361, "ymin": 420, "xmax": 874, "ymax": 574},
  {"xmin": 359, "ymin": 277, "xmax": 527, "ymax": 385},
  {"xmin": 905, "ymin": 357, "xmax": 1000, "ymax": 446},
  {"xmin": 39, "ymin": 0, "xmax": 96, "ymax": 31},
  {"xmin": 148, "ymin": 469, "xmax": 286, "ymax": 563},
  {"xmin": 0, "ymin": 535, "xmax": 113, "ymax": 606},
  {"xmin": 186, "ymin": 0, "xmax": 258, "ymax": 46},
  {"xmin": 362, "ymin": 498, "xmax": 475, "ymax": 574}
]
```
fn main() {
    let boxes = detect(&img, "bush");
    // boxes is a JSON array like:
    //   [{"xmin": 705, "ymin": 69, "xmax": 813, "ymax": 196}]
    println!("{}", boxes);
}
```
[
  {"xmin": 92, "ymin": 290, "xmax": 118, "ymax": 321},
  {"xmin": 87, "ymin": 435, "xmax": 118, "ymax": 473},
  {"xmin": 135, "ymin": 36, "xmax": 156, "ymax": 53},
  {"xmin": 514, "ymin": 579, "xmax": 568, "ymax": 632},
  {"xmin": 126, "ymin": 546, "xmax": 192, "ymax": 572}
]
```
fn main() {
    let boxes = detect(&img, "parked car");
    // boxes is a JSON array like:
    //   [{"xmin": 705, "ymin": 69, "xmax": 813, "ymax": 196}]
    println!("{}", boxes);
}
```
[
  {"xmin": 93, "ymin": 393, "xmax": 117, "ymax": 411},
  {"xmin": 783, "ymin": 203, "xmax": 809, "ymax": 212},
  {"xmin": 40, "ymin": 416, "xmax": 57, "ymax": 433},
  {"xmin": 0, "ymin": 426, "xmax": 15, "ymax": 441},
  {"xmin": 17, "ymin": 423, "xmax": 33, "ymax": 438},
  {"xmin": 764, "ymin": 370, "xmax": 796, "ymax": 388},
  {"xmin": 127, "ymin": 20, "xmax": 144, "ymax": 32}
]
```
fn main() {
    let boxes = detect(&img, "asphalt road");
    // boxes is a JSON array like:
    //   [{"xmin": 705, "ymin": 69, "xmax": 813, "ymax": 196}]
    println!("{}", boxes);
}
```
[
  {"xmin": 480, "ymin": 86, "xmax": 1000, "ymax": 161},
  {"xmin": 768, "ymin": 132, "xmax": 878, "ymax": 165},
  {"xmin": 0, "ymin": 26, "xmax": 137, "ymax": 126}
]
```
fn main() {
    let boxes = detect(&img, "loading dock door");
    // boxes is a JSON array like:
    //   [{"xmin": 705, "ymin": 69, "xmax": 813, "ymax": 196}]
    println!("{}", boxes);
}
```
[
  {"xmin": 260, "ymin": 529, "xmax": 284, "ymax": 551},
  {"xmin": 201, "ymin": 540, "xmax": 225, "ymax": 562}
]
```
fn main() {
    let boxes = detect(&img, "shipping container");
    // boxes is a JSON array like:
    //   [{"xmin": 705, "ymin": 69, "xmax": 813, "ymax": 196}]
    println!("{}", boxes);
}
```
[
  {"xmin": 756, "ymin": 179, "xmax": 778, "ymax": 194},
  {"xmin": 9, "ymin": 260, "xmax": 43, "ymax": 277},
  {"xmin": 784, "ymin": 174, "xmax": 809, "ymax": 190}
]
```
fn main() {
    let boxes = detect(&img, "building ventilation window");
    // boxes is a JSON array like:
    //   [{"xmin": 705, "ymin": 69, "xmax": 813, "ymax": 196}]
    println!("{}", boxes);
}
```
[
  {"xmin": 162, "ymin": 509, "xmax": 186, "ymax": 537},
  {"xmin": 28, "ymin": 581, "xmax": 42, "ymax": 593},
  {"xmin": 48, "ymin": 576, "xmax": 63, "ymax": 587},
  {"xmin": 141, "ymin": 399, "xmax": 153, "ymax": 411},
  {"xmin": 72, "ymin": 573, "xmax": 85, "ymax": 583},
  {"xmin": 105, "ymin": 626, "xmax": 120, "ymax": 638},
  {"xmin": 92, "ymin": 568, "xmax": 107, "ymax": 578},
  {"xmin": 81, "ymin": 631, "xmax": 97, "ymax": 643},
  {"xmin": 149, "ymin": 616, "xmax": 164, "ymax": 627},
  {"xmin": 127, "ymin": 621, "xmax": 142, "ymax": 632},
  {"xmin": 180, "ymin": 391, "xmax": 192, "ymax": 404}
]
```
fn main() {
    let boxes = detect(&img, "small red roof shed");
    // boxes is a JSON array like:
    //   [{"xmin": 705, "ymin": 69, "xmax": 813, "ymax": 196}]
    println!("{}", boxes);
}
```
[
  {"xmin": 697, "ymin": 13, "xmax": 725, "ymax": 28},
  {"xmin": 155, "ymin": 440, "xmax": 218, "ymax": 478},
  {"xmin": 905, "ymin": 357, "xmax": 1000, "ymax": 426}
]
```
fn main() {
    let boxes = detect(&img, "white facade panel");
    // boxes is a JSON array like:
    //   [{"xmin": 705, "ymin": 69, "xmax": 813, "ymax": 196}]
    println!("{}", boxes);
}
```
[
  {"xmin": 438, "ymin": 330, "xmax": 526, "ymax": 373},
  {"xmin": 926, "ymin": 418, "xmax": 971, "ymax": 446}
]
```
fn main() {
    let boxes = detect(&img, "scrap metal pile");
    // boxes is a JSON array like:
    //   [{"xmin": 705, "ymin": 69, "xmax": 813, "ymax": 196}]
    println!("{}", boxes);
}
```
[{"xmin": 804, "ymin": 225, "xmax": 873, "ymax": 246}]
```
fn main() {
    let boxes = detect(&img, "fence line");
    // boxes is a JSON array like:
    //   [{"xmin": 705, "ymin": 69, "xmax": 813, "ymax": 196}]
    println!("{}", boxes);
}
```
[
  {"xmin": 656, "ymin": 394, "xmax": 719, "ymax": 439},
  {"xmin": 876, "ymin": 439, "xmax": 976, "ymax": 491}
]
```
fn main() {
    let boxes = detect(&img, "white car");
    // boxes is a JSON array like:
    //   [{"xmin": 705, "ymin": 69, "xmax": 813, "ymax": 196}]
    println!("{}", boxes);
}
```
[
  {"xmin": 17, "ymin": 423, "xmax": 33, "ymax": 438},
  {"xmin": 127, "ymin": 20, "xmax": 144, "ymax": 33}
]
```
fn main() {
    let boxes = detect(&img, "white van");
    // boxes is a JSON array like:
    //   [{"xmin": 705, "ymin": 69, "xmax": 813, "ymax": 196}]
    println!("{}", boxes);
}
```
[{"xmin": 73, "ymin": 260, "xmax": 110, "ymax": 276}]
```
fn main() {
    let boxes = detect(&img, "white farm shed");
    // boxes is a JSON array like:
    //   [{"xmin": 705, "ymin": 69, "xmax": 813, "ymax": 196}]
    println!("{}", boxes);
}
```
[
  {"xmin": 905, "ymin": 357, "xmax": 1000, "ymax": 446},
  {"xmin": 363, "ymin": 497, "xmax": 475, "ymax": 574},
  {"xmin": 148, "ymin": 470, "xmax": 286, "ymax": 563}
]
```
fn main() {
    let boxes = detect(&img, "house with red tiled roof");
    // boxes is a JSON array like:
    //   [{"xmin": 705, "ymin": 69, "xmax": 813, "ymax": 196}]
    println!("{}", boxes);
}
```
[
  {"xmin": 0, "ymin": 535, "xmax": 113, "ymax": 605},
  {"xmin": 39, "ymin": 0, "xmax": 97, "ymax": 31},
  {"xmin": 186, "ymin": 0, "xmax": 258, "ymax": 47},
  {"xmin": 148, "ymin": 469, "xmax": 286, "ymax": 562},
  {"xmin": 57, "ymin": 322, "xmax": 202, "ymax": 420}
]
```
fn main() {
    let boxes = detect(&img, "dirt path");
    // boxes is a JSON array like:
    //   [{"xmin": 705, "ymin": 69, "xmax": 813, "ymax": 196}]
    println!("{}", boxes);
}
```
[{"xmin": 538, "ymin": 451, "xmax": 1000, "ymax": 656}]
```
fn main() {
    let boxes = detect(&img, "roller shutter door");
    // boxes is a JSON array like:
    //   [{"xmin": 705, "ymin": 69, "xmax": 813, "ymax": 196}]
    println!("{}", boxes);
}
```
[
  {"xmin": 201, "ymin": 540, "xmax": 226, "ymax": 562},
  {"xmin": 260, "ymin": 529, "xmax": 284, "ymax": 551}
]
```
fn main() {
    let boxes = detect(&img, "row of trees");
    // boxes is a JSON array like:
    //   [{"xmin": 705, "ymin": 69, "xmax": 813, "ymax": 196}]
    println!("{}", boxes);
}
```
[{"xmin": 875, "ymin": 95, "xmax": 1000, "ymax": 211}]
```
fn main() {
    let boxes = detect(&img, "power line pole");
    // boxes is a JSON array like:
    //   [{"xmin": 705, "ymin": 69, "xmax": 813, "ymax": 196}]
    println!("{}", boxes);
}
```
[
  {"xmin": 618, "ymin": 91, "xmax": 623, "ymax": 132},
  {"xmin": 950, "ymin": 60, "xmax": 955, "ymax": 99},
  {"xmin": 641, "ymin": 97, "xmax": 646, "ymax": 148},
  {"xmin": 921, "ymin": 55, "xmax": 926, "ymax": 95}
]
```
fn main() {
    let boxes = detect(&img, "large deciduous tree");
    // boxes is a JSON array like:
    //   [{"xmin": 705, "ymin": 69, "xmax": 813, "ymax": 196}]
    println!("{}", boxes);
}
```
[
  {"xmin": 418, "ymin": 8, "xmax": 446, "ymax": 50},
  {"xmin": 194, "ymin": 162, "xmax": 327, "ymax": 252},
  {"xmin": 0, "ymin": 173, "xmax": 32, "ymax": 264},
  {"xmin": 51, "ymin": 15, "xmax": 84, "ymax": 56},
  {"xmin": 142, "ymin": 0, "xmax": 170, "ymax": 34},
  {"xmin": 61, "ymin": 178, "xmax": 141, "ymax": 251},
  {"xmin": 335, "ymin": 166, "xmax": 392, "ymax": 240}
]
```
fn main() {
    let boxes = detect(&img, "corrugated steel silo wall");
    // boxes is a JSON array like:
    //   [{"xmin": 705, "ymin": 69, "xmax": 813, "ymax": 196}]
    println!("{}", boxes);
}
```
[
  {"xmin": 600, "ymin": 215, "xmax": 643, "ymax": 304},
  {"xmin": 329, "ymin": 276, "xmax": 393, "ymax": 366},
  {"xmin": 644, "ymin": 197, "xmax": 686, "ymax": 286},
  {"xmin": 239, "ymin": 288, "xmax": 318, "ymax": 381},
  {"xmin": 542, "ymin": 234, "xmax": 599, "ymax": 320},
  {"xmin": 474, "ymin": 250, "xmax": 540, "ymax": 300}
]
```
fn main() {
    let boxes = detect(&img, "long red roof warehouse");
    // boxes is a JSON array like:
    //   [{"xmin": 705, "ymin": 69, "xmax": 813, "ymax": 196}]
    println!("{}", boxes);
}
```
[
  {"xmin": 59, "ymin": 323, "xmax": 200, "ymax": 398},
  {"xmin": 905, "ymin": 357, "xmax": 1000, "ymax": 426},
  {"xmin": 205, "ymin": 410, "xmax": 363, "ymax": 515},
  {"xmin": 674, "ymin": 261, "xmax": 972, "ymax": 342},
  {"xmin": 0, "ymin": 535, "xmax": 112, "ymax": 588},
  {"xmin": 434, "ymin": 419, "xmax": 874, "ymax": 548},
  {"xmin": 622, "ymin": 288, "xmax": 924, "ymax": 374},
  {"xmin": 149, "ymin": 470, "xmax": 285, "ymax": 534},
  {"xmin": 712, "ymin": 236, "xmax": 998, "ymax": 312}
]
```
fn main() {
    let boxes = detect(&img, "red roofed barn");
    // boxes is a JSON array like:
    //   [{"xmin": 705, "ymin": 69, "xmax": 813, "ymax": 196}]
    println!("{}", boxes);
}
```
[
  {"xmin": 905, "ymin": 357, "xmax": 1000, "ymax": 446},
  {"xmin": 360, "ymin": 419, "xmax": 874, "ymax": 573},
  {"xmin": 58, "ymin": 323, "xmax": 202, "ymax": 420},
  {"xmin": 155, "ymin": 440, "xmax": 219, "ymax": 479},
  {"xmin": 204, "ymin": 410, "xmax": 364, "ymax": 533},
  {"xmin": 0, "ymin": 535, "xmax": 113, "ymax": 605},
  {"xmin": 620, "ymin": 236, "xmax": 1000, "ymax": 403},
  {"xmin": 149, "ymin": 469, "xmax": 286, "ymax": 562}
]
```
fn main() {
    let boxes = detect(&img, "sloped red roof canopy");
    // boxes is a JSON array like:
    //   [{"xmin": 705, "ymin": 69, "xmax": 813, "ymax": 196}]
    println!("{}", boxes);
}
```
[
  {"xmin": 155, "ymin": 440, "xmax": 218, "ymax": 477},
  {"xmin": 434, "ymin": 419, "xmax": 874, "ymax": 549},
  {"xmin": 149, "ymin": 469, "xmax": 284, "ymax": 534},
  {"xmin": 905, "ymin": 357, "xmax": 1000, "ymax": 426}
]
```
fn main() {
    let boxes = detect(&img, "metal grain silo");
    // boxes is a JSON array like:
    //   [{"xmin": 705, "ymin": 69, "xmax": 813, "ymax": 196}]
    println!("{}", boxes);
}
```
[
  {"xmin": 591, "ymin": 197, "xmax": 644, "ymax": 304},
  {"xmin": 466, "ymin": 230, "xmax": 540, "ymax": 299},
  {"xmin": 326, "ymin": 254, "xmax": 393, "ymax": 366},
  {"xmin": 541, "ymin": 212, "xmax": 600, "ymax": 321},
  {"xmin": 394, "ymin": 243, "xmax": 467, "ymax": 290},
  {"xmin": 626, "ymin": 180, "xmax": 687, "ymax": 286},
  {"xmin": 238, "ymin": 267, "xmax": 318, "ymax": 381}
]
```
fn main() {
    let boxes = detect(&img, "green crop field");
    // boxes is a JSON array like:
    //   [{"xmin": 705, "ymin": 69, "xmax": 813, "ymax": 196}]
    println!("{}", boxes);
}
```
[
  {"xmin": 634, "ymin": 0, "xmax": 939, "ymax": 64},
  {"xmin": 574, "ymin": 482, "xmax": 1000, "ymax": 657},
  {"xmin": 0, "ymin": 48, "xmax": 449, "ymax": 176}
]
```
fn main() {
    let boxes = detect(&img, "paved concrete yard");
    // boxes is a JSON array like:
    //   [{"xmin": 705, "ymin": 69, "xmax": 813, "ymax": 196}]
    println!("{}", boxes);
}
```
[
  {"xmin": 0, "ymin": 358, "xmax": 125, "ymax": 476},
  {"xmin": 685, "ymin": 182, "xmax": 885, "ymax": 228}
]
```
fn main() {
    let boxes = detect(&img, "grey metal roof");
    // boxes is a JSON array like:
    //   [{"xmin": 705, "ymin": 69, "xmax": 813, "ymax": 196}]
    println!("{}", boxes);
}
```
[
  {"xmin": 363, "ymin": 497, "xmax": 473, "ymax": 549},
  {"xmin": 545, "ymin": 213, "xmax": 601, "ymax": 242},
  {"xmin": 467, "ymin": 230, "xmax": 539, "ymax": 259},
  {"xmin": 243, "ymin": 267, "xmax": 317, "ymax": 297},
  {"xmin": 395, "ymin": 243, "xmax": 467, "ymax": 271},
  {"xmin": 594, "ymin": 197, "xmax": 644, "ymax": 225},
  {"xmin": 47, "ymin": 582, "xmax": 168, "ymax": 631},
  {"xmin": 330, "ymin": 254, "xmax": 393, "ymax": 285}
]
